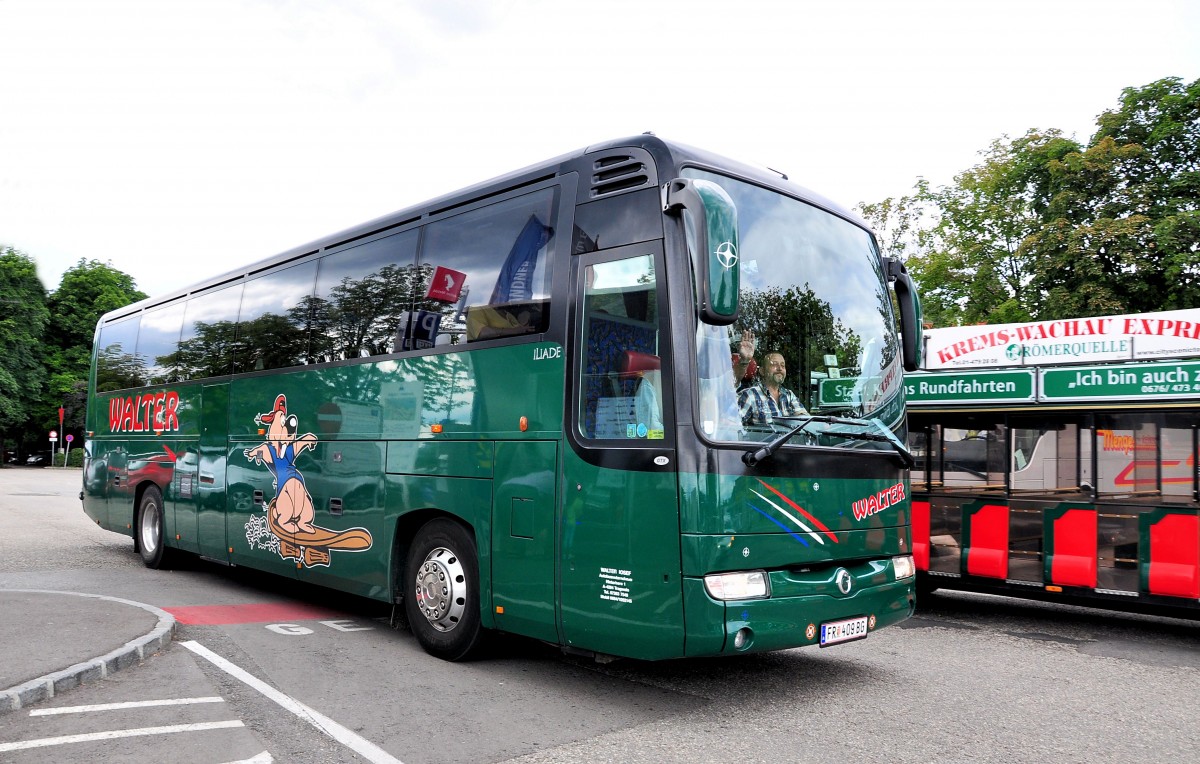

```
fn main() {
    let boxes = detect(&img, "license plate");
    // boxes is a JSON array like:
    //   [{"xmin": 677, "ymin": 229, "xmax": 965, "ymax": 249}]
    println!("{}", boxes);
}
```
[{"xmin": 819, "ymin": 616, "xmax": 868, "ymax": 647}]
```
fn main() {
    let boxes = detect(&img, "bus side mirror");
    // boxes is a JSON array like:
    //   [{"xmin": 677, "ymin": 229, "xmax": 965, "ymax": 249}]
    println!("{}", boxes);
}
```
[
  {"xmin": 886, "ymin": 257, "xmax": 923, "ymax": 371},
  {"xmin": 664, "ymin": 178, "xmax": 739, "ymax": 326}
]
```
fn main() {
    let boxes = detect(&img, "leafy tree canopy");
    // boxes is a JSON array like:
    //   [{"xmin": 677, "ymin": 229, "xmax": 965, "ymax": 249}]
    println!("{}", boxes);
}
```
[
  {"xmin": 859, "ymin": 77, "xmax": 1199, "ymax": 326},
  {"xmin": 47, "ymin": 258, "xmax": 147, "ymax": 352},
  {"xmin": 0, "ymin": 246, "xmax": 50, "ymax": 434}
]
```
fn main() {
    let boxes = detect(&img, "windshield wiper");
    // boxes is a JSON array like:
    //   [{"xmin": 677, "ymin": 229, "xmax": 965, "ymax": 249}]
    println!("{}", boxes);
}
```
[{"xmin": 741, "ymin": 415, "xmax": 915, "ymax": 469}]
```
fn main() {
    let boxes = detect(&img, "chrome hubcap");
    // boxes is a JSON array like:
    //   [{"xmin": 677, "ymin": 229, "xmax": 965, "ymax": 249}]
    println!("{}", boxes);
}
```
[
  {"xmin": 141, "ymin": 501, "xmax": 160, "ymax": 554},
  {"xmin": 414, "ymin": 547, "xmax": 466, "ymax": 632}
]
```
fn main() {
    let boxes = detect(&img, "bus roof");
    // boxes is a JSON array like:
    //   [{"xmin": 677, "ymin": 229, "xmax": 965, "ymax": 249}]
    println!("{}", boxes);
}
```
[{"xmin": 98, "ymin": 134, "xmax": 870, "ymax": 324}]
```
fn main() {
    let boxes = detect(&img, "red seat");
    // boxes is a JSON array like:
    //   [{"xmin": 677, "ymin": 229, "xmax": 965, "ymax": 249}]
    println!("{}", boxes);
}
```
[
  {"xmin": 966, "ymin": 504, "xmax": 1009, "ymax": 579},
  {"xmin": 1148, "ymin": 513, "xmax": 1200, "ymax": 598},
  {"xmin": 1050, "ymin": 509, "xmax": 1097, "ymax": 588},
  {"xmin": 620, "ymin": 351, "xmax": 660, "ymax": 378}
]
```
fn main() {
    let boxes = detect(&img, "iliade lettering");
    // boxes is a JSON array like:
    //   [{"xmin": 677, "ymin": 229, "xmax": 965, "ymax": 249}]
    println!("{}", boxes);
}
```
[{"xmin": 109, "ymin": 391, "xmax": 181, "ymax": 433}]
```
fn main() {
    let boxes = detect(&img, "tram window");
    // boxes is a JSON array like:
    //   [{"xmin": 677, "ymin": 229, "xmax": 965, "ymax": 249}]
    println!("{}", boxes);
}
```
[{"xmin": 940, "ymin": 425, "xmax": 1005, "ymax": 489}]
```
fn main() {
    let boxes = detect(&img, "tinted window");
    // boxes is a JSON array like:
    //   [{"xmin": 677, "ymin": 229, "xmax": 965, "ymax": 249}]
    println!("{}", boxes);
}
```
[
  {"xmin": 572, "ymin": 188, "xmax": 663, "ymax": 254},
  {"xmin": 234, "ymin": 260, "xmax": 318, "ymax": 373},
  {"xmin": 310, "ymin": 229, "xmax": 419, "ymax": 362},
  {"xmin": 136, "ymin": 301, "xmax": 185, "ymax": 385},
  {"xmin": 578, "ymin": 254, "xmax": 664, "ymax": 440},
  {"xmin": 95, "ymin": 315, "xmax": 144, "ymax": 392},
  {"xmin": 171, "ymin": 283, "xmax": 244, "ymax": 380},
  {"xmin": 419, "ymin": 188, "xmax": 557, "ymax": 346}
]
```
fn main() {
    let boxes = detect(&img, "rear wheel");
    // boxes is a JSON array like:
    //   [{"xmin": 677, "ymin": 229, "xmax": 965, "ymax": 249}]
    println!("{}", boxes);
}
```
[
  {"xmin": 137, "ymin": 486, "xmax": 171, "ymax": 569},
  {"xmin": 404, "ymin": 518, "xmax": 485, "ymax": 661}
]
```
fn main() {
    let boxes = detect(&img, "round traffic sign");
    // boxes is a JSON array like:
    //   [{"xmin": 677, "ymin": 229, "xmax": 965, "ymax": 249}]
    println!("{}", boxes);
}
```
[
  {"xmin": 66, "ymin": 434, "xmax": 74, "ymax": 443},
  {"xmin": 49, "ymin": 430, "xmax": 57, "ymax": 438}
]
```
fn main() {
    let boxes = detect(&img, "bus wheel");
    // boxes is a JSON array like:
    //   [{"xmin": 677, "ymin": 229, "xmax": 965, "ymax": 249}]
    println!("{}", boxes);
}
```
[
  {"xmin": 404, "ymin": 519, "xmax": 485, "ymax": 661},
  {"xmin": 137, "ymin": 486, "xmax": 170, "ymax": 569}
]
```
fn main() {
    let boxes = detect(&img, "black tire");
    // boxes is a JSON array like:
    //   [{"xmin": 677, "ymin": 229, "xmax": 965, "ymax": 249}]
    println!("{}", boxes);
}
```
[
  {"xmin": 404, "ymin": 518, "xmax": 486, "ymax": 661},
  {"xmin": 136, "ymin": 486, "xmax": 171, "ymax": 569}
]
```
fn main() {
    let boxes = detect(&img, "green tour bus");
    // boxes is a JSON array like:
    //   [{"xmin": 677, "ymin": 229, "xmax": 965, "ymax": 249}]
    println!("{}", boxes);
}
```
[{"xmin": 83, "ymin": 135, "xmax": 922, "ymax": 661}]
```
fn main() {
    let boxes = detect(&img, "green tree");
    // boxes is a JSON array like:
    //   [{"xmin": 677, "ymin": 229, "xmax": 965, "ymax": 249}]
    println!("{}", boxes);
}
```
[
  {"xmin": 43, "ymin": 259, "xmax": 146, "ymax": 431},
  {"xmin": 860, "ymin": 76, "xmax": 1200, "ymax": 327},
  {"xmin": 0, "ymin": 247, "xmax": 50, "ymax": 452},
  {"xmin": 1034, "ymin": 77, "xmax": 1200, "ymax": 316}
]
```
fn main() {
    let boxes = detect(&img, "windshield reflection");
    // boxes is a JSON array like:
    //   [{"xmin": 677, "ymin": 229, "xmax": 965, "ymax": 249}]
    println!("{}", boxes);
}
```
[{"xmin": 683, "ymin": 169, "xmax": 905, "ymax": 450}]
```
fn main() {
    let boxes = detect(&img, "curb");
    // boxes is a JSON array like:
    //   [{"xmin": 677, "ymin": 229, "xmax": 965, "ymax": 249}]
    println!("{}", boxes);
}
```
[{"xmin": 0, "ymin": 590, "xmax": 176, "ymax": 715}]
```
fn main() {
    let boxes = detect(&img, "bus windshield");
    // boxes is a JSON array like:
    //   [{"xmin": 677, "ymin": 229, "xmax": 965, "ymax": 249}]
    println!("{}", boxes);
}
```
[{"xmin": 684, "ymin": 169, "xmax": 905, "ymax": 451}]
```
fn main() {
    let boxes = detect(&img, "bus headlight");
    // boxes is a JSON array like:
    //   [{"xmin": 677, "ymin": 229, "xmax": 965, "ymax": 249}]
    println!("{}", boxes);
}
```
[
  {"xmin": 704, "ymin": 571, "xmax": 769, "ymax": 600},
  {"xmin": 893, "ymin": 555, "xmax": 915, "ymax": 580}
]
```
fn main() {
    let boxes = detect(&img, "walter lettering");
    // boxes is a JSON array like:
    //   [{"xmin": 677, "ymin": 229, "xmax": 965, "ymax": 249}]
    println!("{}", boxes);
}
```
[
  {"xmin": 851, "ymin": 482, "xmax": 906, "ymax": 521},
  {"xmin": 108, "ymin": 390, "xmax": 181, "ymax": 434}
]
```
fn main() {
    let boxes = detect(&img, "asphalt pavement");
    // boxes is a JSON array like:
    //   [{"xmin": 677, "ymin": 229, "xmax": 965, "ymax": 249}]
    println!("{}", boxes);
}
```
[{"xmin": 0, "ymin": 589, "xmax": 175, "ymax": 714}]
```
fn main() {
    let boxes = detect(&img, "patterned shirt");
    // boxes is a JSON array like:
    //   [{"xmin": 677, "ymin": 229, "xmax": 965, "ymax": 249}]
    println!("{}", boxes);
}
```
[{"xmin": 738, "ymin": 383, "xmax": 807, "ymax": 426}]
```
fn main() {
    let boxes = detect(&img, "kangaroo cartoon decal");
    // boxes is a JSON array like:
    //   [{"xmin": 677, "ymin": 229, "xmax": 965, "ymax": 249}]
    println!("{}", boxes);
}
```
[{"xmin": 243, "ymin": 394, "xmax": 372, "ymax": 567}]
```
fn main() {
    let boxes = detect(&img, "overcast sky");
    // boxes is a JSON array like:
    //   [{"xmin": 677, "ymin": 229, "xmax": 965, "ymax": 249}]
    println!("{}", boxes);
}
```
[{"xmin": 2, "ymin": 0, "xmax": 1198, "ymax": 297}]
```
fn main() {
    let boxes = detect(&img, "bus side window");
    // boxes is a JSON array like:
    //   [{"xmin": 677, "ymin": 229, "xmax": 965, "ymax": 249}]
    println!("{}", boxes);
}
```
[
  {"xmin": 137, "ymin": 301, "xmax": 185, "ymax": 386},
  {"xmin": 96, "ymin": 314, "xmax": 144, "ymax": 392},
  {"xmin": 310, "ymin": 229, "xmax": 419, "ymax": 363},
  {"xmin": 419, "ymin": 187, "xmax": 557, "ymax": 347},
  {"xmin": 175, "ymin": 282, "xmax": 244, "ymax": 381},
  {"xmin": 235, "ymin": 260, "xmax": 318, "ymax": 373}
]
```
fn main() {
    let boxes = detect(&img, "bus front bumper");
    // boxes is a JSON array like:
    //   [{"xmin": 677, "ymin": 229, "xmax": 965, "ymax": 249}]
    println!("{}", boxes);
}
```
[{"xmin": 682, "ymin": 576, "xmax": 916, "ymax": 656}]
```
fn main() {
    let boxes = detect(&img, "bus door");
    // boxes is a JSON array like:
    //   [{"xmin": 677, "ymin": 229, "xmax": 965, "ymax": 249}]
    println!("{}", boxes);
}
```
[
  {"xmin": 559, "ymin": 244, "xmax": 684, "ymax": 660},
  {"xmin": 196, "ymin": 382, "xmax": 230, "ymax": 561},
  {"xmin": 491, "ymin": 441, "xmax": 560, "ymax": 643}
]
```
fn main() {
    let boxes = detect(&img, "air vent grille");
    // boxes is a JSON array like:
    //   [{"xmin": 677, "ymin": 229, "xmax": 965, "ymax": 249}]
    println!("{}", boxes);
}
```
[{"xmin": 590, "ymin": 154, "xmax": 652, "ymax": 199}]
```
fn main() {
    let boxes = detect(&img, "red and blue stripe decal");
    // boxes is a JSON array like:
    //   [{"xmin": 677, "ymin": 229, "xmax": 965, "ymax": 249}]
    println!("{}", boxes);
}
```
[{"xmin": 748, "ymin": 479, "xmax": 838, "ymax": 546}]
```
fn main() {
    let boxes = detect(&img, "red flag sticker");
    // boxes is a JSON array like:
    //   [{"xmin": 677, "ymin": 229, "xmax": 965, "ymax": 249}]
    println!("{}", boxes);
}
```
[{"xmin": 426, "ymin": 266, "xmax": 467, "ymax": 302}]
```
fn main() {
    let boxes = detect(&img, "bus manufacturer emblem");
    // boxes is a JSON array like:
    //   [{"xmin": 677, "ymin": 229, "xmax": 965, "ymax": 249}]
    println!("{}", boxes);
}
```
[
  {"xmin": 715, "ymin": 241, "xmax": 738, "ymax": 269},
  {"xmin": 835, "ymin": 568, "xmax": 853, "ymax": 595}
]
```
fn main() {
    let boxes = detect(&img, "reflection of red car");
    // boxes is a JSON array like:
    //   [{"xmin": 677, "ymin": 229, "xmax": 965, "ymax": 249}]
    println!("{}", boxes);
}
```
[{"xmin": 127, "ymin": 452, "xmax": 175, "ymax": 486}]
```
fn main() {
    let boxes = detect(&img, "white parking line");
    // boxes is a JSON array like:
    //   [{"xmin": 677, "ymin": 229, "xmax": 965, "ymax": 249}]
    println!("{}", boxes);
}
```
[
  {"xmin": 29, "ymin": 696, "xmax": 225, "ymax": 716},
  {"xmin": 180, "ymin": 640, "xmax": 403, "ymax": 764},
  {"xmin": 221, "ymin": 752, "xmax": 274, "ymax": 764},
  {"xmin": 0, "ymin": 720, "xmax": 244, "ymax": 752}
]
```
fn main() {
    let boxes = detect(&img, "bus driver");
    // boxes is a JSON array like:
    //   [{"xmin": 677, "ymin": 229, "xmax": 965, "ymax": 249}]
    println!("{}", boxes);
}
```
[{"xmin": 736, "ymin": 331, "xmax": 807, "ymax": 426}]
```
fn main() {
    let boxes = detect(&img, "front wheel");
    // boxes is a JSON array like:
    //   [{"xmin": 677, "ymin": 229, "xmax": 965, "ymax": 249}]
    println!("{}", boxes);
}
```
[
  {"xmin": 404, "ymin": 518, "xmax": 486, "ymax": 661},
  {"xmin": 137, "ymin": 486, "xmax": 171, "ymax": 569}
]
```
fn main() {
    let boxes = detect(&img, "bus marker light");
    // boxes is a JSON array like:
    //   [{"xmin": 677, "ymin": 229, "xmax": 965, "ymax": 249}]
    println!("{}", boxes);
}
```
[
  {"xmin": 806, "ymin": 623, "xmax": 816, "ymax": 640},
  {"xmin": 176, "ymin": 534, "xmax": 181, "ymax": 540},
  {"xmin": 519, "ymin": 416, "xmax": 528, "ymax": 432},
  {"xmin": 431, "ymin": 424, "xmax": 443, "ymax": 434},
  {"xmin": 1046, "ymin": 585, "xmax": 1063, "ymax": 593},
  {"xmin": 496, "ymin": 606, "xmax": 504, "ymax": 614},
  {"xmin": 258, "ymin": 428, "xmax": 266, "ymax": 436},
  {"xmin": 868, "ymin": 614, "xmax": 877, "ymax": 629}
]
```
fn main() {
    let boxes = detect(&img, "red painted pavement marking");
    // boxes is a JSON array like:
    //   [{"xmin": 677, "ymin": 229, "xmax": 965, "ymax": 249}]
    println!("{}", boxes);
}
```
[{"xmin": 164, "ymin": 603, "xmax": 342, "ymax": 625}]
